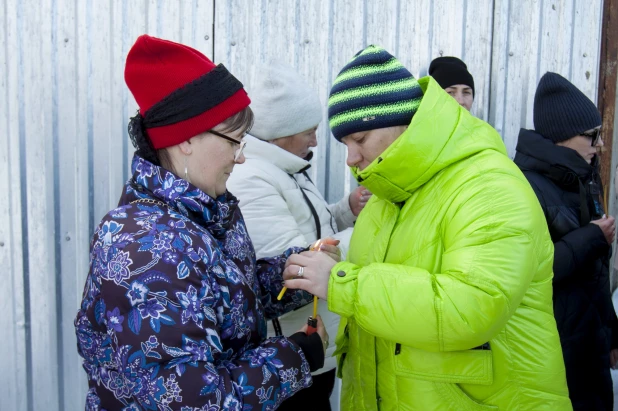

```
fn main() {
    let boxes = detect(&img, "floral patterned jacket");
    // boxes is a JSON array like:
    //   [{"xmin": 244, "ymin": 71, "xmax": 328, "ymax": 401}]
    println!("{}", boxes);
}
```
[{"xmin": 75, "ymin": 156, "xmax": 314, "ymax": 411}]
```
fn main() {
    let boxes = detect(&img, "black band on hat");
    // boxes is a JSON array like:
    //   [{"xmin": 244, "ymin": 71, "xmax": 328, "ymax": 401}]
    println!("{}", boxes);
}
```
[{"xmin": 143, "ymin": 64, "xmax": 244, "ymax": 128}]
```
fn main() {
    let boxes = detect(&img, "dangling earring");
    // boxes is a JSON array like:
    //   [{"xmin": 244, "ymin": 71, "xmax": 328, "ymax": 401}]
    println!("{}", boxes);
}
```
[{"xmin": 184, "ymin": 156, "xmax": 190, "ymax": 182}]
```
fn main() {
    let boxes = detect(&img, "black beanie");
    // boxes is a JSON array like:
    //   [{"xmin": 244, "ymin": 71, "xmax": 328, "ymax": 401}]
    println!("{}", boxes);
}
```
[
  {"xmin": 533, "ymin": 72, "xmax": 601, "ymax": 143},
  {"xmin": 428, "ymin": 56, "xmax": 475, "ymax": 96}
]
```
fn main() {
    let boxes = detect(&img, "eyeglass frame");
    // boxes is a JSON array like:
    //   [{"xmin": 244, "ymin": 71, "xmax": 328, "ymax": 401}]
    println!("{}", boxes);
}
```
[
  {"xmin": 208, "ymin": 129, "xmax": 247, "ymax": 161},
  {"xmin": 581, "ymin": 127, "xmax": 602, "ymax": 147}
]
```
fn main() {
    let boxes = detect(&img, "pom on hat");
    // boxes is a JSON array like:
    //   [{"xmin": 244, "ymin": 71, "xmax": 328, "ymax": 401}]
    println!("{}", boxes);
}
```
[
  {"xmin": 428, "ymin": 56, "xmax": 475, "ymax": 96},
  {"xmin": 533, "ymin": 72, "xmax": 601, "ymax": 143},
  {"xmin": 328, "ymin": 45, "xmax": 423, "ymax": 142},
  {"xmin": 248, "ymin": 64, "xmax": 322, "ymax": 141},
  {"xmin": 124, "ymin": 35, "xmax": 250, "ymax": 149}
]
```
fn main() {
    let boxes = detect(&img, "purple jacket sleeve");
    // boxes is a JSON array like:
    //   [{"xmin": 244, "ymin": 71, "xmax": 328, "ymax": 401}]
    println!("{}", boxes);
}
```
[
  {"xmin": 80, "ymin": 259, "xmax": 314, "ymax": 410},
  {"xmin": 255, "ymin": 246, "xmax": 314, "ymax": 320}
]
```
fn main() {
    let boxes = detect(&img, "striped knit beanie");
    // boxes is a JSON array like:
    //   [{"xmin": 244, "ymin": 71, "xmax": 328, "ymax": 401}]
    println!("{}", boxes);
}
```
[{"xmin": 328, "ymin": 45, "xmax": 423, "ymax": 141}]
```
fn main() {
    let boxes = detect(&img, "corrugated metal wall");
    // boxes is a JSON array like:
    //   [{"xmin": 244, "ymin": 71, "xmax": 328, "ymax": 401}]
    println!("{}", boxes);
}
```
[{"xmin": 0, "ymin": 1, "xmax": 604, "ymax": 410}]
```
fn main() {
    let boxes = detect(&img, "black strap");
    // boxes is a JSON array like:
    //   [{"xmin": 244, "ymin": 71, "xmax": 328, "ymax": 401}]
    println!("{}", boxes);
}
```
[
  {"xmin": 578, "ymin": 179, "xmax": 591, "ymax": 225},
  {"xmin": 272, "ymin": 318, "xmax": 283, "ymax": 337},
  {"xmin": 289, "ymin": 174, "xmax": 322, "ymax": 239},
  {"xmin": 300, "ymin": 187, "xmax": 322, "ymax": 239},
  {"xmin": 302, "ymin": 171, "xmax": 337, "ymax": 233},
  {"xmin": 270, "ymin": 176, "xmax": 323, "ymax": 337},
  {"xmin": 547, "ymin": 165, "xmax": 591, "ymax": 226}
]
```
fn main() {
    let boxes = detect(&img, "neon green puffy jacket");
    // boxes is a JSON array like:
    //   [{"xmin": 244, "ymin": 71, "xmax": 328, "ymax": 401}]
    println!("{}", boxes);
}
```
[{"xmin": 328, "ymin": 77, "xmax": 571, "ymax": 411}]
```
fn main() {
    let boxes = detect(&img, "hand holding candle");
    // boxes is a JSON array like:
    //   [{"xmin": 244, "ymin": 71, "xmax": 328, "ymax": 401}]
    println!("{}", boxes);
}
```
[
  {"xmin": 277, "ymin": 238, "xmax": 340, "ymax": 301},
  {"xmin": 282, "ymin": 239, "xmax": 339, "ymax": 300},
  {"xmin": 295, "ymin": 314, "xmax": 329, "ymax": 353}
]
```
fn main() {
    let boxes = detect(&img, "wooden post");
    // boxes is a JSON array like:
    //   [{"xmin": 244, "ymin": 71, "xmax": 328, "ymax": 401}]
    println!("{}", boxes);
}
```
[{"xmin": 597, "ymin": 0, "xmax": 618, "ymax": 193}]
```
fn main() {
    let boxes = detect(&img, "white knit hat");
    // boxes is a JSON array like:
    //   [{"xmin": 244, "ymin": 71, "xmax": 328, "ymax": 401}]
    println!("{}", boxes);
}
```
[{"xmin": 248, "ymin": 64, "xmax": 323, "ymax": 141}]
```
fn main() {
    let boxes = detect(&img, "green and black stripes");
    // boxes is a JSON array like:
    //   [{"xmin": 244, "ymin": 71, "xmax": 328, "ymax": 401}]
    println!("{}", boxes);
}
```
[{"xmin": 328, "ymin": 45, "xmax": 423, "ymax": 141}]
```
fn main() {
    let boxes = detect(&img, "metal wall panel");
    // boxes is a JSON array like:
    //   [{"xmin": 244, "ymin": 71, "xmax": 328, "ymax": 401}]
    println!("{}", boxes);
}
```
[
  {"xmin": 214, "ymin": 0, "xmax": 500, "ymax": 203},
  {"xmin": 489, "ymin": 0, "xmax": 603, "ymax": 155},
  {"xmin": 0, "ymin": 1, "xmax": 605, "ymax": 410},
  {"xmin": 0, "ymin": 1, "xmax": 214, "ymax": 410}
]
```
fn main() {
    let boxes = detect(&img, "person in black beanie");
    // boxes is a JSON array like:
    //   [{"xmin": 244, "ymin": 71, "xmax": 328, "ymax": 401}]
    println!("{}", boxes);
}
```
[
  {"xmin": 514, "ymin": 71, "xmax": 618, "ymax": 411},
  {"xmin": 428, "ymin": 56, "xmax": 475, "ymax": 111}
]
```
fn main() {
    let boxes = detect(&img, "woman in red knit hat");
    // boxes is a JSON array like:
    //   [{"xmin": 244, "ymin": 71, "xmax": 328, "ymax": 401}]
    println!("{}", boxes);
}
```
[{"xmin": 74, "ymin": 35, "xmax": 328, "ymax": 411}]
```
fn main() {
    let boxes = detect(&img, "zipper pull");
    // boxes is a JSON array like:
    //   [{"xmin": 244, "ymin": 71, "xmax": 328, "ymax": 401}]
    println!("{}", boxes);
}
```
[{"xmin": 395, "ymin": 343, "xmax": 401, "ymax": 355}]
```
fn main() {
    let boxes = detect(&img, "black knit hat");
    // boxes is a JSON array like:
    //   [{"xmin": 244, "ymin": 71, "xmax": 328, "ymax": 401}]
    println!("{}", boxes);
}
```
[
  {"xmin": 428, "ymin": 56, "xmax": 475, "ymax": 96},
  {"xmin": 533, "ymin": 72, "xmax": 601, "ymax": 143}
]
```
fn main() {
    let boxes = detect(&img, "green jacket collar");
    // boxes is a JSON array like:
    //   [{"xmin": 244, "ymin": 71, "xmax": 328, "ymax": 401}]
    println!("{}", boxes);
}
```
[{"xmin": 351, "ymin": 76, "xmax": 506, "ymax": 203}]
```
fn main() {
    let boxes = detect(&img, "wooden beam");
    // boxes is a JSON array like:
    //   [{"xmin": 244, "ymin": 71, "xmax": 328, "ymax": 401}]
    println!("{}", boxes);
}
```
[{"xmin": 597, "ymin": 0, "xmax": 618, "ymax": 193}]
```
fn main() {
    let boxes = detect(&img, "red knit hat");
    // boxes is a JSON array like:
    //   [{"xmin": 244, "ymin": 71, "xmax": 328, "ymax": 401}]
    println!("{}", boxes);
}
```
[{"xmin": 125, "ymin": 35, "xmax": 250, "ymax": 149}]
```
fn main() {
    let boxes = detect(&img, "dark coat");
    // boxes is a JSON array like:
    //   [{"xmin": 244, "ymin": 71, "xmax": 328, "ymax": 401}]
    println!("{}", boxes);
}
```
[
  {"xmin": 514, "ymin": 129, "xmax": 618, "ymax": 411},
  {"xmin": 75, "ymin": 156, "xmax": 318, "ymax": 411}
]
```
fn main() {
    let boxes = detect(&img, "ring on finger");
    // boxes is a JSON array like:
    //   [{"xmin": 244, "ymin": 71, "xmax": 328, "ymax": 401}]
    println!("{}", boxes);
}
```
[{"xmin": 297, "ymin": 266, "xmax": 304, "ymax": 277}]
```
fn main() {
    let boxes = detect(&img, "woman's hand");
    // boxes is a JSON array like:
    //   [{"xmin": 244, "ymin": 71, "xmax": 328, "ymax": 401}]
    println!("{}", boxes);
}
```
[
  {"xmin": 349, "ymin": 186, "xmax": 372, "ymax": 216},
  {"xmin": 591, "ymin": 215, "xmax": 616, "ymax": 244},
  {"xmin": 295, "ymin": 315, "xmax": 329, "ymax": 354},
  {"xmin": 284, "ymin": 251, "xmax": 337, "ymax": 300},
  {"xmin": 313, "ymin": 238, "xmax": 341, "ymax": 262},
  {"xmin": 611, "ymin": 349, "xmax": 618, "ymax": 369}
]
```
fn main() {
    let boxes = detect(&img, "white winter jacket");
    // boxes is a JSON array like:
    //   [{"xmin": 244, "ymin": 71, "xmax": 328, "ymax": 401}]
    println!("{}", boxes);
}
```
[{"xmin": 227, "ymin": 135, "xmax": 355, "ymax": 374}]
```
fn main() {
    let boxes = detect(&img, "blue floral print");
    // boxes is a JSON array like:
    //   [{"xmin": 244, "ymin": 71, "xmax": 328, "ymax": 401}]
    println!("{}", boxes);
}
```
[{"xmin": 75, "ymin": 155, "xmax": 313, "ymax": 410}]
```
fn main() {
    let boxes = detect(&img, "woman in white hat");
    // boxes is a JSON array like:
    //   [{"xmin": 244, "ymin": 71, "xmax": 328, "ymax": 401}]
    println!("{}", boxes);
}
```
[{"xmin": 227, "ymin": 64, "xmax": 370, "ymax": 410}]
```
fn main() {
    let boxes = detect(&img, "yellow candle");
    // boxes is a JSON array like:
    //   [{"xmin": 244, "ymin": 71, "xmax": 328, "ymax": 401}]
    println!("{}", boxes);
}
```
[
  {"xmin": 312, "ymin": 295, "xmax": 318, "ymax": 319},
  {"xmin": 278, "ymin": 239, "xmax": 323, "ymax": 301}
]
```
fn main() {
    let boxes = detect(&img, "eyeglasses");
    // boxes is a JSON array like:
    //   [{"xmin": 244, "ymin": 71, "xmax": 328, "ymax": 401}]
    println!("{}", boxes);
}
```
[
  {"xmin": 581, "ymin": 127, "xmax": 602, "ymax": 147},
  {"xmin": 209, "ymin": 129, "xmax": 247, "ymax": 161}
]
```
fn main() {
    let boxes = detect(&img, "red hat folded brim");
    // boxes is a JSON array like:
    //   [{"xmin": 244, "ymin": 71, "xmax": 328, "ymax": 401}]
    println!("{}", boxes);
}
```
[{"xmin": 146, "ymin": 89, "xmax": 250, "ymax": 149}]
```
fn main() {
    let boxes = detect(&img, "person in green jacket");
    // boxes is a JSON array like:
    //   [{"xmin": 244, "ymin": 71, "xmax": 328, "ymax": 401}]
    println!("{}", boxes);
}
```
[{"xmin": 282, "ymin": 45, "xmax": 572, "ymax": 410}]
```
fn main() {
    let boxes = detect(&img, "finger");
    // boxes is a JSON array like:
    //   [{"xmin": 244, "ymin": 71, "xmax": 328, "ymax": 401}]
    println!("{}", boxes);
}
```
[
  {"xmin": 315, "ymin": 315, "xmax": 329, "ymax": 341},
  {"xmin": 321, "ymin": 238, "xmax": 340, "ymax": 246},
  {"xmin": 283, "ymin": 264, "xmax": 313, "ymax": 281},
  {"xmin": 319, "ymin": 244, "xmax": 339, "ymax": 254},
  {"xmin": 284, "ymin": 278, "xmax": 314, "ymax": 292},
  {"xmin": 282, "ymin": 265, "xmax": 297, "ymax": 281},
  {"xmin": 287, "ymin": 252, "xmax": 316, "ymax": 266},
  {"xmin": 315, "ymin": 315, "xmax": 326, "ymax": 332},
  {"xmin": 298, "ymin": 250, "xmax": 322, "ymax": 259},
  {"xmin": 297, "ymin": 323, "xmax": 308, "ymax": 334},
  {"xmin": 322, "ymin": 252, "xmax": 340, "ymax": 262}
]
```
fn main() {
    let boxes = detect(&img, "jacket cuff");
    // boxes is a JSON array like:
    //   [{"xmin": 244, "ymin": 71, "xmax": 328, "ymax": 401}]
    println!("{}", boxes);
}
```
[
  {"xmin": 585, "ymin": 223, "xmax": 610, "ymax": 259},
  {"xmin": 333, "ymin": 195, "xmax": 357, "ymax": 230},
  {"xmin": 328, "ymin": 261, "xmax": 360, "ymax": 318},
  {"xmin": 288, "ymin": 332, "xmax": 324, "ymax": 372}
]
